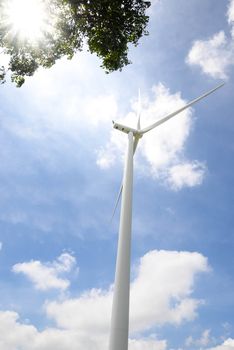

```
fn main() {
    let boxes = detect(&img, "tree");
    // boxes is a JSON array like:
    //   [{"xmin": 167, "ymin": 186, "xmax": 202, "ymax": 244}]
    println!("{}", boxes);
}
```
[{"xmin": 0, "ymin": 0, "xmax": 151, "ymax": 86}]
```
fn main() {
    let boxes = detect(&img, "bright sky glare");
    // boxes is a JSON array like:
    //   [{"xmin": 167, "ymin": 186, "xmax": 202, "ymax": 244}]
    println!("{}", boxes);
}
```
[{"xmin": 4, "ymin": 0, "xmax": 48, "ymax": 41}]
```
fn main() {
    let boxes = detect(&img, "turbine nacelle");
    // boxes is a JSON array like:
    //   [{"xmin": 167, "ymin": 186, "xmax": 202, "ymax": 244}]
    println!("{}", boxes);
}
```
[{"xmin": 112, "ymin": 121, "xmax": 142, "ymax": 138}]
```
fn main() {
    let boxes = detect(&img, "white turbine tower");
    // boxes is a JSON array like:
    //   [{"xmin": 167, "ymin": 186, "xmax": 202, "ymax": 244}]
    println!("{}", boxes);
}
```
[{"xmin": 108, "ymin": 83, "xmax": 224, "ymax": 350}]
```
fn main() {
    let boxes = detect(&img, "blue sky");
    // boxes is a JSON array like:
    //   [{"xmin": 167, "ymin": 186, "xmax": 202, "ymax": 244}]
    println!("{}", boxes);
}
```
[{"xmin": 0, "ymin": 0, "xmax": 233, "ymax": 349}]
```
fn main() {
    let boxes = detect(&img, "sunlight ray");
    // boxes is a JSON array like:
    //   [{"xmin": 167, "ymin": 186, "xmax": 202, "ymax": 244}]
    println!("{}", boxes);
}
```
[{"xmin": 3, "ymin": 0, "xmax": 49, "ymax": 42}]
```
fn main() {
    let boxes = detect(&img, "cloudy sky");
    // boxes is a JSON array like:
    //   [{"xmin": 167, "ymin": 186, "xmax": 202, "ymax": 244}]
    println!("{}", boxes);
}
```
[{"xmin": 0, "ymin": 0, "xmax": 233, "ymax": 349}]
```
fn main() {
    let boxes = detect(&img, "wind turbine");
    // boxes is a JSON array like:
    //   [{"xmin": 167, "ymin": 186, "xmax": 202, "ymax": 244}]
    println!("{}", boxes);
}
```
[{"xmin": 108, "ymin": 83, "xmax": 224, "ymax": 350}]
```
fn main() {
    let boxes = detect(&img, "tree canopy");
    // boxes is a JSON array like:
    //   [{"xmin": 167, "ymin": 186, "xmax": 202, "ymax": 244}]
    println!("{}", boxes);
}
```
[{"xmin": 0, "ymin": 0, "xmax": 151, "ymax": 86}]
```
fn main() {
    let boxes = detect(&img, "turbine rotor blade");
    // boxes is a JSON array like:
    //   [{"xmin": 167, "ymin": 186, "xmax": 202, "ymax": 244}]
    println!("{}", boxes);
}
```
[
  {"xmin": 133, "ymin": 135, "xmax": 140, "ymax": 155},
  {"xmin": 140, "ymin": 83, "xmax": 225, "ymax": 135},
  {"xmin": 110, "ymin": 184, "xmax": 123, "ymax": 223}
]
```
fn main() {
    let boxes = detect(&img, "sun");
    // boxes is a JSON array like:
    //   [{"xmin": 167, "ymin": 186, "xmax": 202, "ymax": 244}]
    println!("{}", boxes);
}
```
[{"xmin": 3, "ymin": 0, "xmax": 49, "ymax": 42}]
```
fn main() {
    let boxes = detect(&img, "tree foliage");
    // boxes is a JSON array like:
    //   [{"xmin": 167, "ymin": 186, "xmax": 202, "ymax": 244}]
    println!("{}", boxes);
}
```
[{"xmin": 0, "ymin": 0, "xmax": 151, "ymax": 86}]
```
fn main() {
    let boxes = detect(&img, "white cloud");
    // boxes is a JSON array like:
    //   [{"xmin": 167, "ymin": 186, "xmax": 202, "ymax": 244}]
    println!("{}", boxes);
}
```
[
  {"xmin": 0, "ymin": 310, "xmax": 167, "ymax": 350},
  {"xmin": 186, "ymin": 1, "xmax": 234, "ymax": 79},
  {"xmin": 84, "ymin": 94, "xmax": 118, "ymax": 126},
  {"xmin": 185, "ymin": 329, "xmax": 212, "ymax": 347},
  {"xmin": 97, "ymin": 83, "xmax": 206, "ymax": 190},
  {"xmin": 198, "ymin": 329, "xmax": 211, "ymax": 346},
  {"xmin": 129, "ymin": 250, "xmax": 209, "ymax": 332},
  {"xmin": 228, "ymin": 0, "xmax": 234, "ymax": 25},
  {"xmin": 46, "ymin": 288, "xmax": 112, "ymax": 333},
  {"xmin": 167, "ymin": 161, "xmax": 206, "ymax": 191},
  {"xmin": 0, "ymin": 242, "xmax": 2, "ymax": 250},
  {"xmin": 0, "ymin": 250, "xmax": 209, "ymax": 349},
  {"xmin": 0, "ymin": 311, "xmax": 37, "ymax": 350},
  {"xmin": 186, "ymin": 31, "xmax": 234, "ymax": 80},
  {"xmin": 12, "ymin": 253, "xmax": 77, "ymax": 291},
  {"xmin": 96, "ymin": 145, "xmax": 116, "ymax": 169},
  {"xmin": 206, "ymin": 338, "xmax": 234, "ymax": 350},
  {"xmin": 0, "ymin": 311, "xmax": 106, "ymax": 350},
  {"xmin": 129, "ymin": 337, "xmax": 167, "ymax": 350}
]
